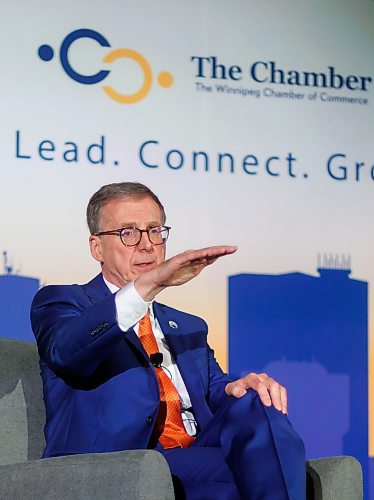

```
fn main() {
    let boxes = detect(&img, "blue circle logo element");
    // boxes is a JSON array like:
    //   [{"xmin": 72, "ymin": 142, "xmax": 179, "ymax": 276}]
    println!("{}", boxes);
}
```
[
  {"xmin": 38, "ymin": 44, "xmax": 54, "ymax": 61},
  {"xmin": 37, "ymin": 28, "xmax": 174, "ymax": 103}
]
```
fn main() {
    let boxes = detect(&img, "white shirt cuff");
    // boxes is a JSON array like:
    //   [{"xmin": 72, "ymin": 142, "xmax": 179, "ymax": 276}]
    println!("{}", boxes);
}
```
[{"xmin": 115, "ymin": 281, "xmax": 152, "ymax": 332}]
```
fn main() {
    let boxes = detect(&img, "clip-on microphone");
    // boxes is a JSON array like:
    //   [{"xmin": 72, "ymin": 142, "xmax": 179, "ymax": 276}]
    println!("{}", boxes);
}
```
[{"xmin": 150, "ymin": 352, "xmax": 163, "ymax": 368}]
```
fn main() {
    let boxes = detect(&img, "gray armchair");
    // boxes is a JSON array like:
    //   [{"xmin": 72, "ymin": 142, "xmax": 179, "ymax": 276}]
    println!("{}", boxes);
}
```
[{"xmin": 0, "ymin": 338, "xmax": 363, "ymax": 499}]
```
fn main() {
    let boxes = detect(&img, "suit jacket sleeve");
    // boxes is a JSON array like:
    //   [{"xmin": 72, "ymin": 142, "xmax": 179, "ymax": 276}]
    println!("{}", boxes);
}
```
[{"xmin": 31, "ymin": 283, "xmax": 125, "ymax": 377}]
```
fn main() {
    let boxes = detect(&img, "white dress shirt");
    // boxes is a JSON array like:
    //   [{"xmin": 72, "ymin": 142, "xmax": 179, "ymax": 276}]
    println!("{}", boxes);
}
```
[{"xmin": 103, "ymin": 277, "xmax": 197, "ymax": 436}]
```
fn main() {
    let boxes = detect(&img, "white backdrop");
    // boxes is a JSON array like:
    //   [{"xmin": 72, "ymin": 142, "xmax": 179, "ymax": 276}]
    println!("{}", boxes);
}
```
[{"xmin": 1, "ymin": 0, "xmax": 373, "ymax": 493}]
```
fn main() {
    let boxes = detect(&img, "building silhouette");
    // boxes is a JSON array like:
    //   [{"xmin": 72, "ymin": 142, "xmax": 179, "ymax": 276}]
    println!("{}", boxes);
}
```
[
  {"xmin": 0, "ymin": 251, "xmax": 39, "ymax": 342},
  {"xmin": 229, "ymin": 259, "xmax": 368, "ymax": 489}
]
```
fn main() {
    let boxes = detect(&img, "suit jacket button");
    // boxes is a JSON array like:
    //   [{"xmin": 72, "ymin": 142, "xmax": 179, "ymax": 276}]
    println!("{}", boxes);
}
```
[{"xmin": 146, "ymin": 416, "xmax": 153, "ymax": 424}]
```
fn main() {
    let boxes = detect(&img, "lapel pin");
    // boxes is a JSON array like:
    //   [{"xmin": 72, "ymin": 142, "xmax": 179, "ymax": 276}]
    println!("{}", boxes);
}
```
[{"xmin": 169, "ymin": 320, "xmax": 178, "ymax": 329}]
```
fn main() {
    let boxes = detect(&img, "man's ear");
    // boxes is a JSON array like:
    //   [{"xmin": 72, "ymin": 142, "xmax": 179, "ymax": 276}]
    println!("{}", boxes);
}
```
[{"xmin": 89, "ymin": 235, "xmax": 103, "ymax": 263}]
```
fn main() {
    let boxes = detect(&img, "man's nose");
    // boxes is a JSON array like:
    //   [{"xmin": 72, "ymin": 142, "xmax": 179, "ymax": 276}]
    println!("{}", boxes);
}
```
[{"xmin": 137, "ymin": 230, "xmax": 153, "ymax": 250}]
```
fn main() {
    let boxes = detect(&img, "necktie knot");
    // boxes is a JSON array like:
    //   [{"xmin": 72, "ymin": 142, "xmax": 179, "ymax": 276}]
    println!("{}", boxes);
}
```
[{"xmin": 138, "ymin": 312, "xmax": 159, "ymax": 356}]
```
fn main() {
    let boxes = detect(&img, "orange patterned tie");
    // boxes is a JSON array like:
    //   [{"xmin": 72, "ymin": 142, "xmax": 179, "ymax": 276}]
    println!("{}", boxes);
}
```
[{"xmin": 138, "ymin": 312, "xmax": 195, "ymax": 449}]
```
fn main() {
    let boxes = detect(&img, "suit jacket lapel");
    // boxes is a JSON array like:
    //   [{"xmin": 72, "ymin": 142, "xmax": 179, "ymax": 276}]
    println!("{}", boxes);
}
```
[
  {"xmin": 83, "ymin": 273, "xmax": 111, "ymax": 303},
  {"xmin": 83, "ymin": 273, "xmax": 146, "ymax": 356},
  {"xmin": 153, "ymin": 302, "xmax": 207, "ymax": 412}
]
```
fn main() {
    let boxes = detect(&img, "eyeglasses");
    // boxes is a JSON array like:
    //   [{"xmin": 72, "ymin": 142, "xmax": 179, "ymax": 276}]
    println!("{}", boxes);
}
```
[{"xmin": 94, "ymin": 226, "xmax": 171, "ymax": 247}]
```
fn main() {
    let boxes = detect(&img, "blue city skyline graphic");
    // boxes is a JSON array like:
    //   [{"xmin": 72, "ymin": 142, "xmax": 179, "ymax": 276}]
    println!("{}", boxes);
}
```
[
  {"xmin": 0, "ymin": 251, "xmax": 39, "ymax": 342},
  {"xmin": 228, "ymin": 257, "xmax": 369, "ymax": 494}
]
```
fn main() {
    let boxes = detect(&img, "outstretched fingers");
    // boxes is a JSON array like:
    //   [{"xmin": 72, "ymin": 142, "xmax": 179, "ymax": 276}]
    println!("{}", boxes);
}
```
[{"xmin": 183, "ymin": 245, "xmax": 238, "ymax": 265}]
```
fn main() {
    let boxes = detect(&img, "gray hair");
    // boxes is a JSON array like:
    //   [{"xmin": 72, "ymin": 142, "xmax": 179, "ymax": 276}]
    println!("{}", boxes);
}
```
[{"xmin": 86, "ymin": 182, "xmax": 166, "ymax": 234}]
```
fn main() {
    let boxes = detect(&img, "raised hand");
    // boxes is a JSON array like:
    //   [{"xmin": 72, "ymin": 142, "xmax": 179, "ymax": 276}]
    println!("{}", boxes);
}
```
[{"xmin": 135, "ymin": 245, "xmax": 237, "ymax": 301}]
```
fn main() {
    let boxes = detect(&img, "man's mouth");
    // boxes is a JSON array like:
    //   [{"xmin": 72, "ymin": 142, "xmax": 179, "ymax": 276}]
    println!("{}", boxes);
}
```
[{"xmin": 134, "ymin": 262, "xmax": 155, "ymax": 269}]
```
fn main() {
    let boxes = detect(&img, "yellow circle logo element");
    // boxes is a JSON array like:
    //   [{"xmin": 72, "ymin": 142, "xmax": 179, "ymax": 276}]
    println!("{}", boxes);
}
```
[
  {"xmin": 102, "ymin": 48, "xmax": 152, "ymax": 104},
  {"xmin": 102, "ymin": 49, "xmax": 173, "ymax": 104},
  {"xmin": 158, "ymin": 71, "xmax": 173, "ymax": 88}
]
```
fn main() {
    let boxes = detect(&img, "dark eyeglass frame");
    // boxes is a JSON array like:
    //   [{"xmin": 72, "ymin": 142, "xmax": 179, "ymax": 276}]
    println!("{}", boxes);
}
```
[{"xmin": 94, "ymin": 225, "xmax": 171, "ymax": 247}]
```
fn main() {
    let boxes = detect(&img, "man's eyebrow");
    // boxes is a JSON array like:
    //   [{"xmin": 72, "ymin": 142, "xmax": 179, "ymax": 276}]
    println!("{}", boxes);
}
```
[
  {"xmin": 119, "ymin": 221, "xmax": 162, "ymax": 227},
  {"xmin": 119, "ymin": 221, "xmax": 137, "ymax": 227}
]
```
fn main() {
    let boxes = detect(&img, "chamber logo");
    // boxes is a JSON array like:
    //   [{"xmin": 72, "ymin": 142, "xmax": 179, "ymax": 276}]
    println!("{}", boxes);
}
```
[
  {"xmin": 190, "ymin": 56, "xmax": 372, "ymax": 105},
  {"xmin": 38, "ymin": 28, "xmax": 173, "ymax": 104}
]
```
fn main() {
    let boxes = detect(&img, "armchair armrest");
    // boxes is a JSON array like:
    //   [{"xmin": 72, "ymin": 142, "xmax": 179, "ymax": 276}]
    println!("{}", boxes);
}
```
[
  {"xmin": 0, "ymin": 450, "xmax": 174, "ymax": 500},
  {"xmin": 306, "ymin": 456, "xmax": 363, "ymax": 500}
]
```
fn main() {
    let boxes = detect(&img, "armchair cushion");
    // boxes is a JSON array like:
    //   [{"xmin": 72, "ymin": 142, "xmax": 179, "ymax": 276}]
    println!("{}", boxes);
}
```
[{"xmin": 0, "ymin": 450, "xmax": 174, "ymax": 500}]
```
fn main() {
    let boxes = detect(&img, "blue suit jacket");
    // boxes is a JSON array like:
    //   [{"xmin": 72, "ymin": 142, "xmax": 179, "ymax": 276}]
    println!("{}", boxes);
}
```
[{"xmin": 31, "ymin": 274, "xmax": 231, "ymax": 457}]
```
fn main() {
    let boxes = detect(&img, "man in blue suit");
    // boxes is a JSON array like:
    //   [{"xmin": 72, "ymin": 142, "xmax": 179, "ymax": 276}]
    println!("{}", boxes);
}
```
[{"xmin": 31, "ymin": 182, "xmax": 305, "ymax": 499}]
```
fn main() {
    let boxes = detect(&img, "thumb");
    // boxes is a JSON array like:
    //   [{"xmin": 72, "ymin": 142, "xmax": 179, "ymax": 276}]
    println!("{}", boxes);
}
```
[{"xmin": 226, "ymin": 382, "xmax": 247, "ymax": 398}]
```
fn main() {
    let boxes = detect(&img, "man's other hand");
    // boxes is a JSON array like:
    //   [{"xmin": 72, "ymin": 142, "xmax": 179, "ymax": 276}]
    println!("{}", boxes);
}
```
[{"xmin": 225, "ymin": 373, "xmax": 287, "ymax": 414}]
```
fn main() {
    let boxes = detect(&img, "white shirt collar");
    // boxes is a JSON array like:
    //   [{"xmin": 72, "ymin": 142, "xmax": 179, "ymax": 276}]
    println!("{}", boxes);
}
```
[{"xmin": 102, "ymin": 275, "xmax": 119, "ymax": 294}]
